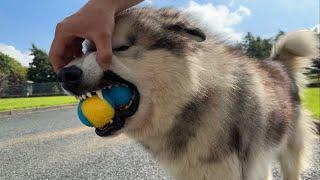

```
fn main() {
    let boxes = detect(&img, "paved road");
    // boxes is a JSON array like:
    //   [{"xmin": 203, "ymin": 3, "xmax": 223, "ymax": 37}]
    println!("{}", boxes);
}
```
[{"xmin": 0, "ymin": 108, "xmax": 319, "ymax": 180}]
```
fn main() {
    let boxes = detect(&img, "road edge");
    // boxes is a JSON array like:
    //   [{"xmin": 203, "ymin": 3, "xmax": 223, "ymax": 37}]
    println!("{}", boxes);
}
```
[{"xmin": 0, "ymin": 104, "xmax": 77, "ymax": 118}]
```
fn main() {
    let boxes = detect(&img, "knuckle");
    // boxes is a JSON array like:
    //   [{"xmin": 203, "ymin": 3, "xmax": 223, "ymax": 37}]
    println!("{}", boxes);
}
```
[
  {"xmin": 100, "ymin": 52, "xmax": 112, "ymax": 60},
  {"xmin": 96, "ymin": 31, "xmax": 111, "ymax": 40},
  {"xmin": 97, "ymin": 50, "xmax": 112, "ymax": 61},
  {"xmin": 55, "ymin": 22, "xmax": 64, "ymax": 32}
]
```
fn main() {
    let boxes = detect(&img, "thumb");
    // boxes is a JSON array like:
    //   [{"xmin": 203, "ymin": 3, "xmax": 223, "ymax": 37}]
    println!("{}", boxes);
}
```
[{"xmin": 94, "ymin": 35, "xmax": 113, "ymax": 70}]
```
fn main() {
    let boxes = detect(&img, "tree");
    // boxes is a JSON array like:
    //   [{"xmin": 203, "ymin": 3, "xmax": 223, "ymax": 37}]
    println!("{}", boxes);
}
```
[
  {"xmin": 27, "ymin": 44, "xmax": 63, "ymax": 96},
  {"xmin": 240, "ymin": 32, "xmax": 273, "ymax": 60},
  {"xmin": 275, "ymin": 30, "xmax": 285, "ymax": 41},
  {"xmin": 0, "ymin": 52, "xmax": 27, "ymax": 84},
  {"xmin": 0, "ymin": 72, "xmax": 5, "ymax": 96},
  {"xmin": 305, "ymin": 33, "xmax": 320, "ymax": 87},
  {"xmin": 0, "ymin": 52, "xmax": 27, "ymax": 97},
  {"xmin": 27, "ymin": 44, "xmax": 56, "ymax": 83},
  {"xmin": 239, "ymin": 31, "xmax": 285, "ymax": 60},
  {"xmin": 0, "ymin": 52, "xmax": 27, "ymax": 78}
]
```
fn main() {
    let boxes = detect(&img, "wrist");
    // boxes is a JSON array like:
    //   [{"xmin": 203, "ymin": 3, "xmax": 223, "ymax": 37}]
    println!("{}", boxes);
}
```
[{"xmin": 113, "ymin": 0, "xmax": 144, "ymax": 12}]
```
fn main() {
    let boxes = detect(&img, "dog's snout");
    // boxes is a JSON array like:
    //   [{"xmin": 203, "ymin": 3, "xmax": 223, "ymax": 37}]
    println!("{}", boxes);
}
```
[{"xmin": 58, "ymin": 66, "xmax": 83, "ymax": 83}]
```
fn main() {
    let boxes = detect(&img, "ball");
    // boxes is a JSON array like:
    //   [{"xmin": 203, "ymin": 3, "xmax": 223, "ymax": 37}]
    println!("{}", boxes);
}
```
[
  {"xmin": 77, "ymin": 86, "xmax": 133, "ymax": 128},
  {"xmin": 77, "ymin": 95, "xmax": 115, "ymax": 128}
]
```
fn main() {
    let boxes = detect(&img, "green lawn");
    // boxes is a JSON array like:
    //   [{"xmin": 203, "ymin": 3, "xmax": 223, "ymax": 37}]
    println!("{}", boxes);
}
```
[
  {"xmin": 0, "ymin": 96, "xmax": 77, "ymax": 112},
  {"xmin": 302, "ymin": 88, "xmax": 320, "ymax": 119},
  {"xmin": 0, "ymin": 88, "xmax": 319, "ymax": 119}
]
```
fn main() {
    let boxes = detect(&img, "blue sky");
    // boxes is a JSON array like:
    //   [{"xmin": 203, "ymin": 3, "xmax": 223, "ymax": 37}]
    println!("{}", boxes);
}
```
[{"xmin": 0, "ymin": 0, "xmax": 319, "ymax": 66}]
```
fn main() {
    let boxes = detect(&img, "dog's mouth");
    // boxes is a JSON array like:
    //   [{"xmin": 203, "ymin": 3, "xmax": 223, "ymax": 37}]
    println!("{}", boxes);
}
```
[{"xmin": 75, "ymin": 71, "xmax": 140, "ymax": 137}]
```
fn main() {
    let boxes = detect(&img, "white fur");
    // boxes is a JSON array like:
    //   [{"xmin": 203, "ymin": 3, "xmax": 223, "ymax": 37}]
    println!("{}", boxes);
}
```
[
  {"xmin": 272, "ymin": 30, "xmax": 319, "ymax": 59},
  {"xmin": 66, "ymin": 52, "xmax": 103, "ymax": 87}
]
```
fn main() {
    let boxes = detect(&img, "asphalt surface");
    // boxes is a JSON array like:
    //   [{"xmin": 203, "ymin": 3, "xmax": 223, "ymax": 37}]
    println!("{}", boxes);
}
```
[{"xmin": 0, "ymin": 108, "xmax": 319, "ymax": 180}]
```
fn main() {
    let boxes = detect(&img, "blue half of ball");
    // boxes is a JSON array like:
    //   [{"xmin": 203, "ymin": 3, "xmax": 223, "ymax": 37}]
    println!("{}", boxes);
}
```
[
  {"xmin": 102, "ymin": 86, "xmax": 133, "ymax": 107},
  {"xmin": 77, "ymin": 101, "xmax": 93, "ymax": 127},
  {"xmin": 101, "ymin": 91, "xmax": 116, "ymax": 108}
]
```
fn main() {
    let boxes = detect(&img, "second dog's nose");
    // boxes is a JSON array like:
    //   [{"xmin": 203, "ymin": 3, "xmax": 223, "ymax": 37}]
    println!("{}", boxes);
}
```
[{"xmin": 58, "ymin": 66, "xmax": 83, "ymax": 83}]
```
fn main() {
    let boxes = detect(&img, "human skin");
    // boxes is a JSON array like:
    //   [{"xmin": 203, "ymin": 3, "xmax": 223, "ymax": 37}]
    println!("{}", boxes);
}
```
[{"xmin": 49, "ymin": 0, "xmax": 144, "ymax": 72}]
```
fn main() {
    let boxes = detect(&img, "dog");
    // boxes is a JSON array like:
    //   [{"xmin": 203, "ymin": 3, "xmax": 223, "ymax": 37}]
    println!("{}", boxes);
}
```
[{"xmin": 57, "ymin": 8, "xmax": 319, "ymax": 180}]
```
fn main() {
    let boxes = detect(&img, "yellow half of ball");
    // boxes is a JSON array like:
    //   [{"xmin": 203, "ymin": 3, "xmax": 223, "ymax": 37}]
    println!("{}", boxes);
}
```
[{"xmin": 81, "ymin": 95, "xmax": 115, "ymax": 128}]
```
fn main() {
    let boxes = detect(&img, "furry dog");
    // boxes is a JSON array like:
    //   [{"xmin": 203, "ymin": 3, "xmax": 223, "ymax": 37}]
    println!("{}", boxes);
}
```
[{"xmin": 57, "ymin": 8, "xmax": 319, "ymax": 180}]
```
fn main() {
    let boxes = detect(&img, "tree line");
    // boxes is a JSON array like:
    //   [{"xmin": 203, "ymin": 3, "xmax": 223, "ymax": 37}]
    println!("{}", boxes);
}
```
[
  {"xmin": 0, "ymin": 30, "xmax": 319, "ymax": 96},
  {"xmin": 0, "ymin": 44, "xmax": 57, "ymax": 96}
]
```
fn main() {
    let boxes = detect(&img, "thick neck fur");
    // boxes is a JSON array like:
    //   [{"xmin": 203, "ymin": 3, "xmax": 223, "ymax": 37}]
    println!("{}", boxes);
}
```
[{"xmin": 126, "ymin": 38, "xmax": 240, "ymax": 162}]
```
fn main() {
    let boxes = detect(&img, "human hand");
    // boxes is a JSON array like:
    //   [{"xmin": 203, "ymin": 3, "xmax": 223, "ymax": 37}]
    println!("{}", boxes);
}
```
[{"xmin": 49, "ymin": 0, "xmax": 143, "ymax": 72}]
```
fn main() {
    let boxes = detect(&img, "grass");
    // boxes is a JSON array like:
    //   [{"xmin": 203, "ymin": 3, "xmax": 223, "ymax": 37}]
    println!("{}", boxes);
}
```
[
  {"xmin": 0, "ymin": 96, "xmax": 77, "ymax": 112},
  {"xmin": 0, "ymin": 88, "xmax": 319, "ymax": 119},
  {"xmin": 302, "ymin": 88, "xmax": 320, "ymax": 120}
]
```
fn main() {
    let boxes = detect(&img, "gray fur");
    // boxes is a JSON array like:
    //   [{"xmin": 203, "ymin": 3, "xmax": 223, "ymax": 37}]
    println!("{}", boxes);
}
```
[
  {"xmin": 228, "ymin": 70, "xmax": 263, "ymax": 179},
  {"xmin": 166, "ymin": 89, "xmax": 213, "ymax": 158}
]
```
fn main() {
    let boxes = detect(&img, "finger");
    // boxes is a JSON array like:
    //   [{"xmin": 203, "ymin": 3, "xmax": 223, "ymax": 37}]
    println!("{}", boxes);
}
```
[
  {"xmin": 49, "ymin": 37, "xmax": 70, "ymax": 72},
  {"xmin": 50, "ymin": 22, "xmax": 85, "ymax": 72},
  {"xmin": 71, "ymin": 37, "xmax": 84, "ymax": 58},
  {"xmin": 93, "ymin": 33, "xmax": 113, "ymax": 70},
  {"xmin": 49, "ymin": 39, "xmax": 75, "ymax": 72},
  {"xmin": 49, "ymin": 22, "xmax": 76, "ymax": 72},
  {"xmin": 65, "ymin": 46, "xmax": 74, "ymax": 62}
]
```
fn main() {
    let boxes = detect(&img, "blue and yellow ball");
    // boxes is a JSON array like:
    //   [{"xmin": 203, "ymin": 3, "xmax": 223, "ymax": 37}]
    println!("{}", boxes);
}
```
[{"xmin": 77, "ymin": 86, "xmax": 133, "ymax": 128}]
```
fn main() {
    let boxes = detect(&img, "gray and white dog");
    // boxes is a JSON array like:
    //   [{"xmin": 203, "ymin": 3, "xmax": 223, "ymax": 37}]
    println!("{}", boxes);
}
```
[{"xmin": 57, "ymin": 8, "xmax": 319, "ymax": 180}]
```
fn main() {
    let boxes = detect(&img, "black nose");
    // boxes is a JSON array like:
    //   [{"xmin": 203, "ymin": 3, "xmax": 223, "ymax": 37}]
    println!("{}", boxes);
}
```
[{"xmin": 58, "ymin": 66, "xmax": 83, "ymax": 83}]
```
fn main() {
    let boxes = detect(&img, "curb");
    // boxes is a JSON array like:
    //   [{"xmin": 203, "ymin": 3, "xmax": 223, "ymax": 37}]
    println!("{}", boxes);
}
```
[{"xmin": 0, "ymin": 104, "xmax": 77, "ymax": 118}]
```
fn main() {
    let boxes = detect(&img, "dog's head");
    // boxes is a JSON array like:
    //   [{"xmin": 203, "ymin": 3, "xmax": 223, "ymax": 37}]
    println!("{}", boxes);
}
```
[{"xmin": 58, "ymin": 8, "xmax": 208, "ymax": 137}]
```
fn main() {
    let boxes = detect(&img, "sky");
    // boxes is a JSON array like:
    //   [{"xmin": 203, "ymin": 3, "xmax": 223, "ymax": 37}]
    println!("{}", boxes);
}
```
[{"xmin": 0, "ymin": 0, "xmax": 319, "ymax": 66}]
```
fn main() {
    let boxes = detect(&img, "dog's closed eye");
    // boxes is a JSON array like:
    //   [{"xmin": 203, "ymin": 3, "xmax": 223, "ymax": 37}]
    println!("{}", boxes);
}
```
[{"xmin": 113, "ymin": 45, "xmax": 131, "ymax": 52}]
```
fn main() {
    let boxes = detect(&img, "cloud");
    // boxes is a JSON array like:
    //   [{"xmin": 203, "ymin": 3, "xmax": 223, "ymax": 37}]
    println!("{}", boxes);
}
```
[
  {"xmin": 0, "ymin": 44, "xmax": 33, "ymax": 67},
  {"xmin": 183, "ymin": 1, "xmax": 251, "ymax": 42}
]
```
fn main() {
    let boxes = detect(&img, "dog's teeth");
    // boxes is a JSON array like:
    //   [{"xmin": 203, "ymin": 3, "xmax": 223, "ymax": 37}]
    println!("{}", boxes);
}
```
[
  {"xmin": 128, "ymin": 99, "xmax": 133, "ymax": 107},
  {"xmin": 86, "ymin": 92, "xmax": 92, "ymax": 98},
  {"xmin": 96, "ymin": 90, "xmax": 104, "ymax": 100},
  {"xmin": 82, "ymin": 94, "xmax": 86, "ymax": 99},
  {"xmin": 108, "ymin": 85, "xmax": 112, "ymax": 89},
  {"xmin": 79, "ymin": 96, "xmax": 83, "ymax": 100}
]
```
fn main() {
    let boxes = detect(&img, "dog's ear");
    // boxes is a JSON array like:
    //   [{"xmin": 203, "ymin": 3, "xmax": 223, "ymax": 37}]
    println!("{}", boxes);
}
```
[{"xmin": 165, "ymin": 23, "xmax": 206, "ymax": 42}]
